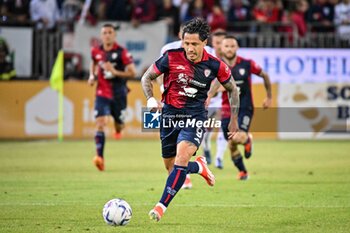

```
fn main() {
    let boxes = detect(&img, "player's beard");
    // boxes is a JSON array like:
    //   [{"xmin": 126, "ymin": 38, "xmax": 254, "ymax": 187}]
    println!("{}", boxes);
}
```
[
  {"xmin": 224, "ymin": 52, "xmax": 236, "ymax": 62},
  {"xmin": 103, "ymin": 38, "xmax": 114, "ymax": 47},
  {"xmin": 187, "ymin": 52, "xmax": 197, "ymax": 62},
  {"xmin": 105, "ymin": 41, "xmax": 113, "ymax": 47}
]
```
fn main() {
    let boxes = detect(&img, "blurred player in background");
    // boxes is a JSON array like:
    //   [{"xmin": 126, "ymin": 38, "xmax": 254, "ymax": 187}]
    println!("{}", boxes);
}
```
[
  {"xmin": 209, "ymin": 35, "xmax": 272, "ymax": 179},
  {"xmin": 201, "ymin": 29, "xmax": 227, "ymax": 165},
  {"xmin": 141, "ymin": 18, "xmax": 240, "ymax": 222},
  {"xmin": 0, "ymin": 38, "xmax": 16, "ymax": 80},
  {"xmin": 88, "ymin": 23, "xmax": 136, "ymax": 171}
]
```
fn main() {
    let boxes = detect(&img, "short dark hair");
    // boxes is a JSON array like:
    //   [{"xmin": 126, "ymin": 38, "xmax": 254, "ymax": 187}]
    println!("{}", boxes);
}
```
[
  {"xmin": 224, "ymin": 34, "xmax": 239, "ymax": 45},
  {"xmin": 182, "ymin": 18, "xmax": 210, "ymax": 42},
  {"xmin": 212, "ymin": 29, "xmax": 227, "ymax": 37},
  {"xmin": 102, "ymin": 23, "xmax": 120, "ymax": 31}
]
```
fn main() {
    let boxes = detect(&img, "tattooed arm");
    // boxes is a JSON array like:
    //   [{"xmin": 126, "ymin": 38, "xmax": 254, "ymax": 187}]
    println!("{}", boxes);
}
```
[
  {"xmin": 208, "ymin": 78, "xmax": 228, "ymax": 98},
  {"xmin": 259, "ymin": 70, "xmax": 272, "ymax": 109},
  {"xmin": 221, "ymin": 76, "xmax": 240, "ymax": 139},
  {"xmin": 141, "ymin": 64, "xmax": 162, "ymax": 110},
  {"xmin": 141, "ymin": 65, "xmax": 160, "ymax": 99},
  {"xmin": 222, "ymin": 76, "xmax": 240, "ymax": 117}
]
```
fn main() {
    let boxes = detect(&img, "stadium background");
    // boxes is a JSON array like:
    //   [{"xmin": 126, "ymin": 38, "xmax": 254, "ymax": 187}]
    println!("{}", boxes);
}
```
[{"xmin": 0, "ymin": 19, "xmax": 348, "ymax": 140}]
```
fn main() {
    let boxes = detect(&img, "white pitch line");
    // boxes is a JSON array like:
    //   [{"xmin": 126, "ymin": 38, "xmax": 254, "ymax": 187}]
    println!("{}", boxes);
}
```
[{"xmin": 0, "ymin": 202, "xmax": 349, "ymax": 209}]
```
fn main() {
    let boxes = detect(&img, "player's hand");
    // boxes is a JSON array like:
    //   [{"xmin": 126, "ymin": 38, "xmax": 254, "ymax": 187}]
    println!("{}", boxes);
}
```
[
  {"xmin": 227, "ymin": 116, "xmax": 239, "ymax": 140},
  {"xmin": 147, "ymin": 97, "xmax": 162, "ymax": 112},
  {"xmin": 205, "ymin": 96, "xmax": 211, "ymax": 109},
  {"xmin": 160, "ymin": 84, "xmax": 165, "ymax": 94},
  {"xmin": 88, "ymin": 74, "xmax": 95, "ymax": 86},
  {"xmin": 103, "ymin": 62, "xmax": 118, "ymax": 79},
  {"xmin": 102, "ymin": 62, "xmax": 113, "ymax": 71},
  {"xmin": 262, "ymin": 97, "xmax": 272, "ymax": 109}
]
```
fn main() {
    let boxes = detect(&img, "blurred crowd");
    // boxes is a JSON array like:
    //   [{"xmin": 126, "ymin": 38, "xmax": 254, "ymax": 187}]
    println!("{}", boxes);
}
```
[{"xmin": 0, "ymin": 0, "xmax": 349, "ymax": 41}]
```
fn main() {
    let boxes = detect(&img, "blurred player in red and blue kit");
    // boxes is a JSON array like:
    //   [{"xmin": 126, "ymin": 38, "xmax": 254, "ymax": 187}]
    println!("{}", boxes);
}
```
[
  {"xmin": 88, "ymin": 24, "xmax": 137, "ymax": 171},
  {"xmin": 141, "ymin": 18, "xmax": 240, "ymax": 222},
  {"xmin": 209, "ymin": 35, "xmax": 272, "ymax": 180}
]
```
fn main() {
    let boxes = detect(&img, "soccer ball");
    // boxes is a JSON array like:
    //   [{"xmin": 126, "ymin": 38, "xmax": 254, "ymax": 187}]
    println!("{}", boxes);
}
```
[{"xmin": 102, "ymin": 198, "xmax": 132, "ymax": 226}]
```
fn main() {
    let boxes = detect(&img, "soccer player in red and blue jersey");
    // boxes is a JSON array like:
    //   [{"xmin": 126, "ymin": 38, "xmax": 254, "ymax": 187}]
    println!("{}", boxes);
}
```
[
  {"xmin": 88, "ymin": 24, "xmax": 136, "ymax": 171},
  {"xmin": 141, "ymin": 18, "xmax": 240, "ymax": 222},
  {"xmin": 209, "ymin": 35, "xmax": 272, "ymax": 180}
]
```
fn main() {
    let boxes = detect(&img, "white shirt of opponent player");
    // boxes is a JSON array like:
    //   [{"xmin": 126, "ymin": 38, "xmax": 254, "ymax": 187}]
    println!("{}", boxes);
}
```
[{"xmin": 334, "ymin": 1, "xmax": 350, "ymax": 40}]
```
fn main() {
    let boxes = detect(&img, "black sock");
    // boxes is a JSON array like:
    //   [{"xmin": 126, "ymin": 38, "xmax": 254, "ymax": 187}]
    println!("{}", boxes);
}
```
[
  {"xmin": 187, "ymin": 161, "xmax": 199, "ymax": 174},
  {"xmin": 95, "ymin": 131, "xmax": 105, "ymax": 158},
  {"xmin": 232, "ymin": 155, "xmax": 247, "ymax": 172}
]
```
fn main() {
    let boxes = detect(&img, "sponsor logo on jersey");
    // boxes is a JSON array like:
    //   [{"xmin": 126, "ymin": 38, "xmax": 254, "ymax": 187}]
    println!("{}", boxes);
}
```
[
  {"xmin": 189, "ymin": 79, "xmax": 206, "ymax": 88},
  {"xmin": 179, "ymin": 87, "xmax": 198, "ymax": 98}
]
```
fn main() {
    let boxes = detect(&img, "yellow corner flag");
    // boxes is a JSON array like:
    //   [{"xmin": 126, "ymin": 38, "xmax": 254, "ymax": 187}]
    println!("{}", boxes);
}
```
[
  {"xmin": 50, "ymin": 50, "xmax": 64, "ymax": 93},
  {"xmin": 50, "ymin": 50, "xmax": 64, "ymax": 141}
]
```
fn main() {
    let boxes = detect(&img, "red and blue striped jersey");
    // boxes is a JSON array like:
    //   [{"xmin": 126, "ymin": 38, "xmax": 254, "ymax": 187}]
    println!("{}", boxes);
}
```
[
  {"xmin": 154, "ymin": 48, "xmax": 231, "ymax": 110},
  {"xmin": 91, "ymin": 43, "xmax": 133, "ymax": 99},
  {"xmin": 222, "ymin": 56, "xmax": 262, "ymax": 118}
]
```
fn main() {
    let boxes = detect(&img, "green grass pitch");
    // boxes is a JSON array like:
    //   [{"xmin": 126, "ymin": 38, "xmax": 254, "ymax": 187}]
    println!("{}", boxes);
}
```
[{"xmin": 0, "ymin": 139, "xmax": 349, "ymax": 233}]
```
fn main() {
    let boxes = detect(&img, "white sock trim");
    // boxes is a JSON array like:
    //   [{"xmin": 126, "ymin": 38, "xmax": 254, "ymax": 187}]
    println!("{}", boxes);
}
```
[{"xmin": 196, "ymin": 161, "xmax": 203, "ymax": 174}]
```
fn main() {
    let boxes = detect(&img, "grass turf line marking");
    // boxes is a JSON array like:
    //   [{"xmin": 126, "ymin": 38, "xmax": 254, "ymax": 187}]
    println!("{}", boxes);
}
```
[{"xmin": 0, "ymin": 202, "xmax": 348, "ymax": 208}]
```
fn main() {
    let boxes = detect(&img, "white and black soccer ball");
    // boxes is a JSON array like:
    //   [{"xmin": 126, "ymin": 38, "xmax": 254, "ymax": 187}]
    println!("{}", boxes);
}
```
[{"xmin": 102, "ymin": 198, "xmax": 132, "ymax": 226}]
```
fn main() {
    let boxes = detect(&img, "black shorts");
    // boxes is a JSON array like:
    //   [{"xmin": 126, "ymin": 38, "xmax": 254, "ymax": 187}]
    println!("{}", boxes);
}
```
[
  {"xmin": 94, "ymin": 95, "xmax": 127, "ymax": 124},
  {"xmin": 221, "ymin": 109, "xmax": 254, "ymax": 140},
  {"xmin": 160, "ymin": 104, "xmax": 207, "ymax": 158}
]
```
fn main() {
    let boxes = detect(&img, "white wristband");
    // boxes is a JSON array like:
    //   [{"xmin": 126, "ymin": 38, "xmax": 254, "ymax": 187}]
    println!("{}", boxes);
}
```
[
  {"xmin": 147, "ymin": 97, "xmax": 158, "ymax": 109},
  {"xmin": 160, "ymin": 84, "xmax": 165, "ymax": 94}
]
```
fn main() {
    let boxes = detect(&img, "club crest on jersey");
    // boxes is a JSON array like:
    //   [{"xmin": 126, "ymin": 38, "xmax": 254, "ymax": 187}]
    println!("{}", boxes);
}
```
[
  {"xmin": 177, "ymin": 73, "xmax": 188, "ymax": 86},
  {"xmin": 176, "ymin": 65, "xmax": 186, "ymax": 70},
  {"xmin": 239, "ymin": 68, "xmax": 246, "ymax": 76},
  {"xmin": 112, "ymin": 53, "xmax": 118, "ymax": 59},
  {"xmin": 204, "ymin": 69, "xmax": 211, "ymax": 77}
]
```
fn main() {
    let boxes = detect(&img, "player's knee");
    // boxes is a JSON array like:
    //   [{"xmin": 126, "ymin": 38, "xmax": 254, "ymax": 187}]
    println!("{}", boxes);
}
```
[
  {"xmin": 96, "ymin": 118, "xmax": 107, "ymax": 131},
  {"xmin": 97, "ymin": 123, "xmax": 106, "ymax": 131},
  {"xmin": 176, "ymin": 141, "xmax": 197, "ymax": 166},
  {"xmin": 175, "ymin": 154, "xmax": 190, "ymax": 166},
  {"xmin": 229, "ymin": 141, "xmax": 238, "ymax": 152},
  {"xmin": 231, "ymin": 132, "xmax": 247, "ymax": 144},
  {"xmin": 230, "ymin": 134, "xmax": 241, "ymax": 144},
  {"xmin": 231, "ymin": 151, "xmax": 240, "ymax": 159}
]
